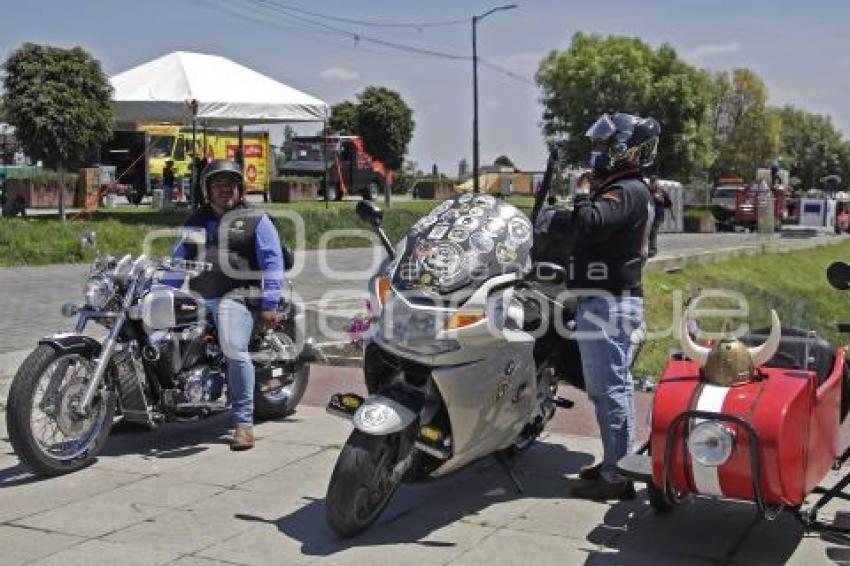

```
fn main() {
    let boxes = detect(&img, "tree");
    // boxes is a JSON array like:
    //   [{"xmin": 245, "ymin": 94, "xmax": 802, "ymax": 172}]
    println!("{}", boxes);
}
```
[
  {"xmin": 536, "ymin": 33, "xmax": 715, "ymax": 180},
  {"xmin": 493, "ymin": 155, "xmax": 516, "ymax": 170},
  {"xmin": 2, "ymin": 43, "xmax": 114, "ymax": 220},
  {"xmin": 775, "ymin": 105, "xmax": 844, "ymax": 190},
  {"xmin": 710, "ymin": 69, "xmax": 781, "ymax": 181},
  {"xmin": 355, "ymin": 86, "xmax": 415, "ymax": 205},
  {"xmin": 328, "ymin": 100, "xmax": 358, "ymax": 135}
]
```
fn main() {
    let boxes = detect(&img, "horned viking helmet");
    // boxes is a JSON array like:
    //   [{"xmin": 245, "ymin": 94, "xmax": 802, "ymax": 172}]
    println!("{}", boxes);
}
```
[{"xmin": 680, "ymin": 310, "xmax": 782, "ymax": 386}]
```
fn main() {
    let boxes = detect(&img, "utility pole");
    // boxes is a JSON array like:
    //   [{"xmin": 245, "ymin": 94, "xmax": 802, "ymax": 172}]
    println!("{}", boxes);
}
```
[{"xmin": 472, "ymin": 4, "xmax": 518, "ymax": 194}]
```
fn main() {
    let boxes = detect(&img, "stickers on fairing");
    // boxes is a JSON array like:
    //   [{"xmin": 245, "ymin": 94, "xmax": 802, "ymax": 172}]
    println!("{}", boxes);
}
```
[
  {"xmin": 441, "ymin": 209, "xmax": 460, "ymax": 223},
  {"xmin": 470, "ymin": 232, "xmax": 495, "ymax": 253},
  {"xmin": 456, "ymin": 216, "xmax": 481, "ymax": 232},
  {"xmin": 474, "ymin": 195, "xmax": 496, "ymax": 208},
  {"xmin": 393, "ymin": 194, "xmax": 531, "ymax": 294},
  {"xmin": 397, "ymin": 259, "xmax": 422, "ymax": 282},
  {"xmin": 428, "ymin": 224, "xmax": 451, "ymax": 240},
  {"xmin": 434, "ymin": 200, "xmax": 455, "ymax": 215},
  {"xmin": 414, "ymin": 241, "xmax": 433, "ymax": 258},
  {"xmin": 507, "ymin": 216, "xmax": 532, "ymax": 244},
  {"xmin": 495, "ymin": 243, "xmax": 518, "ymax": 265},
  {"xmin": 483, "ymin": 217, "xmax": 506, "ymax": 238},
  {"xmin": 448, "ymin": 227, "xmax": 470, "ymax": 243},
  {"xmin": 423, "ymin": 241, "xmax": 466, "ymax": 282}
]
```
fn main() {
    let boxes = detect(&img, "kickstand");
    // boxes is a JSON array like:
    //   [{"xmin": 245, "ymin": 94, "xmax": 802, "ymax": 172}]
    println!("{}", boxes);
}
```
[{"xmin": 495, "ymin": 452, "xmax": 524, "ymax": 494}]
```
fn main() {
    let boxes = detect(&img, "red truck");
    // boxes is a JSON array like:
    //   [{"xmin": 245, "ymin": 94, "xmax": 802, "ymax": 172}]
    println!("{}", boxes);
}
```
[
  {"xmin": 279, "ymin": 136, "xmax": 393, "ymax": 200},
  {"xmin": 711, "ymin": 178, "xmax": 786, "ymax": 231}
]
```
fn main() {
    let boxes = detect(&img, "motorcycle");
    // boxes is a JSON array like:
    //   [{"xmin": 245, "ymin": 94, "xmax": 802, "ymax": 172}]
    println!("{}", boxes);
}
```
[
  {"xmin": 5, "ymin": 235, "xmax": 320, "ymax": 477},
  {"xmin": 616, "ymin": 261, "xmax": 850, "ymax": 559},
  {"xmin": 323, "ymin": 148, "xmax": 585, "ymax": 537}
]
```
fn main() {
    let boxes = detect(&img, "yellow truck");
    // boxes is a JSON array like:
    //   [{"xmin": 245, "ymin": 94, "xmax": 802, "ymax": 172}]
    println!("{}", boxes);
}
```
[{"xmin": 101, "ymin": 125, "xmax": 271, "ymax": 204}]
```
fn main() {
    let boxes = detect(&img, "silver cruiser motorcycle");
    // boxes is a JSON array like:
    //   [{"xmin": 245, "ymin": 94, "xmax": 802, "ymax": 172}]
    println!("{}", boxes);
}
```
[
  {"xmin": 6, "ymin": 243, "xmax": 319, "ymax": 477},
  {"xmin": 325, "ymin": 155, "xmax": 584, "ymax": 537}
]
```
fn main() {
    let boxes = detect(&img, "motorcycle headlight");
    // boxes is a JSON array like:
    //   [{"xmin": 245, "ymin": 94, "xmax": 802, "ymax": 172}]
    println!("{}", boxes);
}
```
[
  {"xmin": 84, "ymin": 276, "xmax": 115, "ymax": 309},
  {"xmin": 378, "ymin": 296, "xmax": 460, "ymax": 355},
  {"xmin": 687, "ymin": 421, "xmax": 735, "ymax": 467}
]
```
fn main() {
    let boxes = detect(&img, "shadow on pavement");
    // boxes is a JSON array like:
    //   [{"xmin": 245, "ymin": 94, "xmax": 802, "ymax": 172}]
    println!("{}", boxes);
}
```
[
  {"xmin": 237, "ymin": 440, "xmax": 594, "ymax": 557},
  {"xmin": 99, "ymin": 412, "xmax": 235, "ymax": 459},
  {"xmin": 586, "ymin": 493, "xmax": 811, "ymax": 565}
]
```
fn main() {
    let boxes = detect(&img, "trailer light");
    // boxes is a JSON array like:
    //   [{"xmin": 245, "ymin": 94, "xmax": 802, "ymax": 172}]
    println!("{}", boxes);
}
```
[{"xmin": 688, "ymin": 421, "xmax": 735, "ymax": 467}]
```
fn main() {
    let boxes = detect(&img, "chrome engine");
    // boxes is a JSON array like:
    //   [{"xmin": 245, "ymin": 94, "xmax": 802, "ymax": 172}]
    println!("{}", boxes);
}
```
[{"xmin": 169, "ymin": 366, "xmax": 225, "ymax": 407}]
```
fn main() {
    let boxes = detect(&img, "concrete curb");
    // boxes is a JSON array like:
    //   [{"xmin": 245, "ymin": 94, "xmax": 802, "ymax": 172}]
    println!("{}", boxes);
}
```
[{"xmin": 646, "ymin": 234, "xmax": 845, "ymax": 272}]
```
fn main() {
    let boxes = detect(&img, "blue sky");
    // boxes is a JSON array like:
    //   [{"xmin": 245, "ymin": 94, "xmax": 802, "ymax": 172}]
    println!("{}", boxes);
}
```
[{"xmin": 3, "ymin": 0, "xmax": 849, "ymax": 173}]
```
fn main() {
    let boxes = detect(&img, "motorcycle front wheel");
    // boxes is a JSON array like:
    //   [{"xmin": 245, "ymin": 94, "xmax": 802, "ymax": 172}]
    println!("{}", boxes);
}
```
[
  {"xmin": 325, "ymin": 430, "xmax": 402, "ymax": 537},
  {"xmin": 6, "ymin": 345, "xmax": 116, "ymax": 477}
]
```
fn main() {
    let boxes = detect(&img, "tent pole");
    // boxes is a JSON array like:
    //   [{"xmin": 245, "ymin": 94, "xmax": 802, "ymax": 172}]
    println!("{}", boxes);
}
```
[
  {"xmin": 323, "ymin": 120, "xmax": 329, "ymax": 209},
  {"xmin": 238, "ymin": 126, "xmax": 244, "ymax": 169}
]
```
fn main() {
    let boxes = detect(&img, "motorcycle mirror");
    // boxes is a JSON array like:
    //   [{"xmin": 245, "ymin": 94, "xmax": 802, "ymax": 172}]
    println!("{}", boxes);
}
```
[
  {"xmin": 356, "ymin": 200, "xmax": 383, "ymax": 226},
  {"xmin": 79, "ymin": 231, "xmax": 97, "ymax": 248},
  {"xmin": 827, "ymin": 261, "xmax": 850, "ymax": 290},
  {"xmin": 528, "ymin": 262, "xmax": 567, "ymax": 285}
]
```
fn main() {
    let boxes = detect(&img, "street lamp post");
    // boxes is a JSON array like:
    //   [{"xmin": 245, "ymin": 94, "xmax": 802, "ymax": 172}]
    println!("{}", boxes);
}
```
[{"xmin": 472, "ymin": 4, "xmax": 517, "ymax": 194}]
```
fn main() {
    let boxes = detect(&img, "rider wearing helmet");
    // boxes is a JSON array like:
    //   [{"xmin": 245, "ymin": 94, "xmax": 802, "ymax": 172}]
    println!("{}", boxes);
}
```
[
  {"xmin": 569, "ymin": 112, "xmax": 659, "ymax": 500},
  {"xmin": 168, "ymin": 159, "xmax": 289, "ymax": 451}
]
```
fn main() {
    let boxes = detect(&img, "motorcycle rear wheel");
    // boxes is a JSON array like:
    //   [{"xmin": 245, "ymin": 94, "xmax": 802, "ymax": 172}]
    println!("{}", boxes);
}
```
[
  {"xmin": 6, "ymin": 345, "xmax": 116, "ymax": 477},
  {"xmin": 326, "ymin": 430, "xmax": 402, "ymax": 537}
]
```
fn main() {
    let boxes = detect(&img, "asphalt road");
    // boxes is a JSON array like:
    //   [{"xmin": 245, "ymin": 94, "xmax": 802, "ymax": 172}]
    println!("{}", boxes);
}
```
[{"xmin": 0, "ymin": 232, "xmax": 820, "ymax": 355}]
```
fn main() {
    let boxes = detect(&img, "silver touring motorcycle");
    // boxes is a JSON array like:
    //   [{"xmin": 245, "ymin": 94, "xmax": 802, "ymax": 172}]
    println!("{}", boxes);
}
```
[
  {"xmin": 325, "ymin": 162, "xmax": 584, "ymax": 537},
  {"xmin": 6, "ymin": 240, "xmax": 319, "ymax": 477}
]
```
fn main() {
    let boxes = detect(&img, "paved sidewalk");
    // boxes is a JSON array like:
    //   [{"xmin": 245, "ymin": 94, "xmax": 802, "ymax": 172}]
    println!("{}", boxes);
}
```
[{"xmin": 1, "ymin": 399, "xmax": 850, "ymax": 565}]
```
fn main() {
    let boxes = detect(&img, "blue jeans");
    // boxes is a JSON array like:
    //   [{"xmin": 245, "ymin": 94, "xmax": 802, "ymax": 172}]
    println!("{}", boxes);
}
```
[
  {"xmin": 207, "ymin": 297, "xmax": 255, "ymax": 425},
  {"xmin": 575, "ymin": 295, "xmax": 644, "ymax": 482}
]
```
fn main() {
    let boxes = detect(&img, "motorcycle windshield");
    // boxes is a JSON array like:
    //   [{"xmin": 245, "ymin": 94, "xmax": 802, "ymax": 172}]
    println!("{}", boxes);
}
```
[{"xmin": 391, "ymin": 194, "xmax": 532, "ymax": 298}]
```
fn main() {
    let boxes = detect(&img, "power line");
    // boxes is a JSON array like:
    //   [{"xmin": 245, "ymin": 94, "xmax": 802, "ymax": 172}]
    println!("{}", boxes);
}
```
[
  {"xmin": 244, "ymin": 0, "xmax": 468, "ymax": 28},
  {"xmin": 197, "ymin": 0, "xmax": 537, "ymax": 86},
  {"xmin": 243, "ymin": 0, "xmax": 469, "ymax": 61}
]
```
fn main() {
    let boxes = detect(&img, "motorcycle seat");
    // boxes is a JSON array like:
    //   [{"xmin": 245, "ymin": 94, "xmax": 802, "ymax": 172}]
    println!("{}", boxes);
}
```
[{"xmin": 742, "ymin": 327, "xmax": 835, "ymax": 385}]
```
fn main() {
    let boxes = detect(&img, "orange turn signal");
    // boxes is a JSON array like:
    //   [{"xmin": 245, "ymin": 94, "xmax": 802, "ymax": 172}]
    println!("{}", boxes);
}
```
[
  {"xmin": 376, "ymin": 276, "xmax": 392, "ymax": 307},
  {"xmin": 444, "ymin": 312, "xmax": 485, "ymax": 331}
]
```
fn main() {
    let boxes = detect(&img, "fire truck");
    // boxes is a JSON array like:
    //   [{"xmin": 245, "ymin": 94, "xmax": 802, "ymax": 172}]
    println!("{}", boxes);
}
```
[
  {"xmin": 99, "ymin": 125, "xmax": 271, "ymax": 204},
  {"xmin": 710, "ymin": 171, "xmax": 788, "ymax": 232},
  {"xmin": 279, "ymin": 135, "xmax": 393, "ymax": 200}
]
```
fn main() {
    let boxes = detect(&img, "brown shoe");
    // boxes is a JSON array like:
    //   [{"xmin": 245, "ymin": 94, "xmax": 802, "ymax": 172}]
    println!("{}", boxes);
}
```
[
  {"xmin": 578, "ymin": 462, "xmax": 602, "ymax": 481},
  {"xmin": 231, "ymin": 424, "xmax": 255, "ymax": 451},
  {"xmin": 570, "ymin": 476, "xmax": 636, "ymax": 501}
]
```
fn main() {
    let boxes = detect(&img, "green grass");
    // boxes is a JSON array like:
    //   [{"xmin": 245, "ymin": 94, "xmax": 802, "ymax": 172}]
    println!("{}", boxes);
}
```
[
  {"xmin": 0, "ymin": 199, "xmax": 535, "ymax": 266},
  {"xmin": 635, "ymin": 239, "xmax": 850, "ymax": 377}
]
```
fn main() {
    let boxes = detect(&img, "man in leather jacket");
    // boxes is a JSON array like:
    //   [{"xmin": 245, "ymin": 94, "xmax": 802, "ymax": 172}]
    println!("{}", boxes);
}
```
[
  {"xmin": 168, "ymin": 160, "xmax": 289, "ymax": 451},
  {"xmin": 567, "ymin": 113, "xmax": 660, "ymax": 500}
]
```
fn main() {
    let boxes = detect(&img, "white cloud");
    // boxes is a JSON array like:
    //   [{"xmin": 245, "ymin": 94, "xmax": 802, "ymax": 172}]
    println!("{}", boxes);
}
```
[
  {"xmin": 486, "ymin": 100, "xmax": 503, "ymax": 109},
  {"xmin": 687, "ymin": 41, "xmax": 743, "ymax": 60},
  {"xmin": 320, "ymin": 67, "xmax": 359, "ymax": 82}
]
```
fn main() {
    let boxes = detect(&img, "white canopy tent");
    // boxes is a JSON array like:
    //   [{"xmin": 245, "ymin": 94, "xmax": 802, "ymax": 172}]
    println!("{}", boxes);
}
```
[
  {"xmin": 109, "ymin": 51, "xmax": 332, "ymax": 204},
  {"xmin": 110, "ymin": 51, "xmax": 329, "ymax": 125}
]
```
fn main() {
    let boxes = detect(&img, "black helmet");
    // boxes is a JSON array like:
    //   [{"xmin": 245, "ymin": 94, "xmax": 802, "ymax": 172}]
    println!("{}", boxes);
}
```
[
  {"xmin": 201, "ymin": 159, "xmax": 244, "ymax": 201},
  {"xmin": 585, "ymin": 113, "xmax": 661, "ymax": 178}
]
